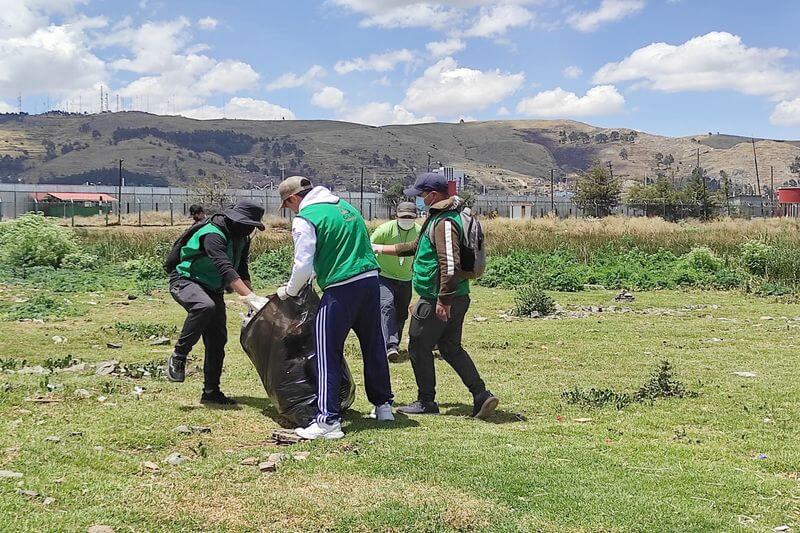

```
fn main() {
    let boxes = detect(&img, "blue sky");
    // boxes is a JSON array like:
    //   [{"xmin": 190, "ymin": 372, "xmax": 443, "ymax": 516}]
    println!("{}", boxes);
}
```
[{"xmin": 2, "ymin": 0, "xmax": 799, "ymax": 138}]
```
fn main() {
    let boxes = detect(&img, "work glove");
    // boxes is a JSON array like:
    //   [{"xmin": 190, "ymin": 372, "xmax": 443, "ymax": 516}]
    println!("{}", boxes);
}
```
[
  {"xmin": 372, "ymin": 244, "xmax": 384, "ymax": 254},
  {"xmin": 240, "ymin": 292, "xmax": 268, "ymax": 312},
  {"xmin": 276, "ymin": 285, "xmax": 292, "ymax": 301}
]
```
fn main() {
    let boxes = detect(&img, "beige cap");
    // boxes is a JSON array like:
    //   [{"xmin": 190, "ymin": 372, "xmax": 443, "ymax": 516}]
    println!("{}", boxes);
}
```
[{"xmin": 278, "ymin": 176, "xmax": 313, "ymax": 207}]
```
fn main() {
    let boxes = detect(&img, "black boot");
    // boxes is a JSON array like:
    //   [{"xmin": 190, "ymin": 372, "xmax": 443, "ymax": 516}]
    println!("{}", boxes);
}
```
[
  {"xmin": 200, "ymin": 389, "xmax": 237, "ymax": 405},
  {"xmin": 472, "ymin": 391, "xmax": 499, "ymax": 420}
]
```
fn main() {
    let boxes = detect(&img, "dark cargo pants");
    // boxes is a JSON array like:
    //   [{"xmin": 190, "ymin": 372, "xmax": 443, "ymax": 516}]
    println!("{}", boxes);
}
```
[
  {"xmin": 378, "ymin": 276, "xmax": 413, "ymax": 351},
  {"xmin": 170, "ymin": 277, "xmax": 227, "ymax": 392},
  {"xmin": 407, "ymin": 295, "xmax": 486, "ymax": 403}
]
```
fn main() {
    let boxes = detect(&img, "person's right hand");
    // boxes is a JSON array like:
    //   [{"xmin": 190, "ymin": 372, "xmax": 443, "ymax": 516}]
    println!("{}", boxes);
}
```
[
  {"xmin": 240, "ymin": 292, "xmax": 268, "ymax": 312},
  {"xmin": 372, "ymin": 243, "xmax": 384, "ymax": 254}
]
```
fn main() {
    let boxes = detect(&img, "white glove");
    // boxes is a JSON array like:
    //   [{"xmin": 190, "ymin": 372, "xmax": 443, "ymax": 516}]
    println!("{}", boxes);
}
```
[
  {"xmin": 240, "ymin": 293, "xmax": 268, "ymax": 312},
  {"xmin": 372, "ymin": 243, "xmax": 384, "ymax": 254},
  {"xmin": 276, "ymin": 286, "xmax": 291, "ymax": 300}
]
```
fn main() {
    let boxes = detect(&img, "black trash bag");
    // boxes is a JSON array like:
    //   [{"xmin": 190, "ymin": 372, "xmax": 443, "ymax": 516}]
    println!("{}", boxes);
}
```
[{"xmin": 239, "ymin": 286, "xmax": 355, "ymax": 428}]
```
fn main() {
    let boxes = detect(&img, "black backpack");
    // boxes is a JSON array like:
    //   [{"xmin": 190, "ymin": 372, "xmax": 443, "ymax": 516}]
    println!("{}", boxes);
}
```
[{"xmin": 163, "ymin": 216, "xmax": 217, "ymax": 274}]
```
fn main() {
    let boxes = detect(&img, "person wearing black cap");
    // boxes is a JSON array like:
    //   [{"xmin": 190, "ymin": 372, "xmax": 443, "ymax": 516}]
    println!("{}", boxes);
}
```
[
  {"xmin": 166, "ymin": 200, "xmax": 269, "ymax": 405},
  {"xmin": 370, "ymin": 202, "xmax": 420, "ymax": 362},
  {"xmin": 373, "ymin": 173, "xmax": 499, "ymax": 420}
]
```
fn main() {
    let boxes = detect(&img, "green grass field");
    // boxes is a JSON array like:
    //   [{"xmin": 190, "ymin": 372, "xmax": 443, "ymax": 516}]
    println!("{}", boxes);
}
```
[{"xmin": 1, "ymin": 285, "xmax": 799, "ymax": 532}]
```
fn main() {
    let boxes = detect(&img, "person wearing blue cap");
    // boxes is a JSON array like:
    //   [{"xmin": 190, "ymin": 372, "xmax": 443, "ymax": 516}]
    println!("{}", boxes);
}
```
[{"xmin": 372, "ymin": 173, "xmax": 499, "ymax": 420}]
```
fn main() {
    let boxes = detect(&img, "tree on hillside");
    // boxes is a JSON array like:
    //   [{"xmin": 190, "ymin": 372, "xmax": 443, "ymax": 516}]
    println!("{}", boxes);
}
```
[
  {"xmin": 383, "ymin": 182, "xmax": 406, "ymax": 207},
  {"xmin": 574, "ymin": 163, "xmax": 621, "ymax": 217},
  {"xmin": 190, "ymin": 175, "xmax": 232, "ymax": 211},
  {"xmin": 619, "ymin": 148, "xmax": 628, "ymax": 160},
  {"xmin": 790, "ymin": 156, "xmax": 800, "ymax": 177}
]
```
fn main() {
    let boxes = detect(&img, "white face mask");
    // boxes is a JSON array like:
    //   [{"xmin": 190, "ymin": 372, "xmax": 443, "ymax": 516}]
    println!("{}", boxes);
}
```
[{"xmin": 397, "ymin": 219, "xmax": 415, "ymax": 230}]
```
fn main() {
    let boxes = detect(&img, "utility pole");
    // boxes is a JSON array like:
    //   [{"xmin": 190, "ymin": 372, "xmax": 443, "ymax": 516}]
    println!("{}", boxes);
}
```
[
  {"xmin": 607, "ymin": 161, "xmax": 613, "ymax": 179},
  {"xmin": 280, "ymin": 164, "xmax": 285, "ymax": 180},
  {"xmin": 550, "ymin": 169, "xmax": 555, "ymax": 214},
  {"xmin": 770, "ymin": 165, "xmax": 774, "ymax": 201},
  {"xmin": 696, "ymin": 148, "xmax": 700, "ymax": 169},
  {"xmin": 360, "ymin": 167, "xmax": 364, "ymax": 214},
  {"xmin": 427, "ymin": 152, "xmax": 432, "ymax": 172},
  {"xmin": 752, "ymin": 138, "xmax": 761, "ymax": 196},
  {"xmin": 117, "ymin": 159, "xmax": 124, "ymax": 224}
]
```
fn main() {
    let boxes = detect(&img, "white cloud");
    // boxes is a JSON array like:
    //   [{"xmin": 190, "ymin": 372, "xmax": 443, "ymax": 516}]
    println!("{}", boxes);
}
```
[
  {"xmin": 328, "ymin": 1, "xmax": 539, "ymax": 29},
  {"xmin": 105, "ymin": 17, "xmax": 193, "ymax": 74},
  {"xmin": 311, "ymin": 86, "xmax": 345, "ymax": 109},
  {"xmin": 197, "ymin": 16, "xmax": 218, "ymax": 30},
  {"xmin": 373, "ymin": 76, "xmax": 391, "ymax": 86},
  {"xmin": 464, "ymin": 3, "xmax": 534, "ymax": 38},
  {"xmin": 593, "ymin": 32, "xmax": 800, "ymax": 100},
  {"xmin": 334, "ymin": 49, "xmax": 415, "ymax": 74},
  {"xmin": 181, "ymin": 97, "xmax": 294, "ymax": 121},
  {"xmin": 0, "ymin": 0, "xmax": 89, "ymax": 38},
  {"xmin": 516, "ymin": 85, "xmax": 625, "ymax": 117},
  {"xmin": 340, "ymin": 101, "xmax": 435, "ymax": 126},
  {"xmin": 770, "ymin": 98, "xmax": 800, "ymax": 126},
  {"xmin": 0, "ymin": 19, "xmax": 107, "ymax": 96},
  {"xmin": 568, "ymin": 0, "xmax": 645, "ymax": 32},
  {"xmin": 0, "ymin": 100, "xmax": 16, "ymax": 113},
  {"xmin": 562, "ymin": 65, "xmax": 583, "ymax": 79},
  {"xmin": 266, "ymin": 65, "xmax": 326, "ymax": 90},
  {"xmin": 426, "ymin": 38, "xmax": 466, "ymax": 58},
  {"xmin": 194, "ymin": 60, "xmax": 260, "ymax": 94},
  {"xmin": 402, "ymin": 57, "xmax": 524, "ymax": 117},
  {"xmin": 497, "ymin": 106, "xmax": 510, "ymax": 116}
]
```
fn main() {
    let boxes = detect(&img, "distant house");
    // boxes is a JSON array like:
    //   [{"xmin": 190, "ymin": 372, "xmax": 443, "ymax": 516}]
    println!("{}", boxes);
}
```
[{"xmin": 29, "ymin": 192, "xmax": 117, "ymax": 217}]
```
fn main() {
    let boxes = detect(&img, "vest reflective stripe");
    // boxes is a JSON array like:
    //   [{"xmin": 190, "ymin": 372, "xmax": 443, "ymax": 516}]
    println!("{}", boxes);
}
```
[{"xmin": 412, "ymin": 210, "xmax": 469, "ymax": 300}]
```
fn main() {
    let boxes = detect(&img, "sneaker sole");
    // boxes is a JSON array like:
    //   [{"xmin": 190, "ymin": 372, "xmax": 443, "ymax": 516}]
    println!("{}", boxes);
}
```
[
  {"xmin": 296, "ymin": 430, "xmax": 345, "ymax": 440},
  {"xmin": 166, "ymin": 374, "xmax": 185, "ymax": 383},
  {"xmin": 474, "ymin": 396, "xmax": 499, "ymax": 420},
  {"xmin": 396, "ymin": 409, "xmax": 439, "ymax": 415}
]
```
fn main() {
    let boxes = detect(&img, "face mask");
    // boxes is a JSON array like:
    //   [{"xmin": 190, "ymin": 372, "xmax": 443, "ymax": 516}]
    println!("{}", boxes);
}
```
[
  {"xmin": 415, "ymin": 196, "xmax": 427, "ymax": 213},
  {"xmin": 397, "ymin": 219, "xmax": 415, "ymax": 231},
  {"xmin": 230, "ymin": 222, "xmax": 254, "ymax": 238}
]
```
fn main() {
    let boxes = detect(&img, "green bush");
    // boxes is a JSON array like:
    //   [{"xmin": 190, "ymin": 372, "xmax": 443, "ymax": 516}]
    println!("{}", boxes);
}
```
[
  {"xmin": 122, "ymin": 257, "xmax": 165, "ymax": 281},
  {"xmin": 250, "ymin": 246, "xmax": 293, "ymax": 287},
  {"xmin": 512, "ymin": 285, "xmax": 556, "ymax": 317},
  {"xmin": 110, "ymin": 321, "xmax": 177, "ymax": 340},
  {"xmin": 0, "ymin": 213, "xmax": 77, "ymax": 268},
  {"xmin": 741, "ymin": 240, "xmax": 773, "ymax": 276},
  {"xmin": 61, "ymin": 251, "xmax": 102, "ymax": 270},
  {"xmin": 5, "ymin": 293, "xmax": 80, "ymax": 321}
]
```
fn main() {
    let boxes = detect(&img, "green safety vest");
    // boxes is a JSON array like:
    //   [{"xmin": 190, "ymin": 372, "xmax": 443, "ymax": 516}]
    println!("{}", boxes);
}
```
[
  {"xmin": 413, "ymin": 210, "xmax": 470, "ymax": 300},
  {"xmin": 175, "ymin": 223, "xmax": 244, "ymax": 291},
  {"xmin": 298, "ymin": 199, "xmax": 379, "ymax": 290}
]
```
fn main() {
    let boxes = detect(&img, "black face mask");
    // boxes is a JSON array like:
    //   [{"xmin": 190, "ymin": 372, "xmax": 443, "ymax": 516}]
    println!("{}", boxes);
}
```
[{"xmin": 229, "ymin": 221, "xmax": 254, "ymax": 238}]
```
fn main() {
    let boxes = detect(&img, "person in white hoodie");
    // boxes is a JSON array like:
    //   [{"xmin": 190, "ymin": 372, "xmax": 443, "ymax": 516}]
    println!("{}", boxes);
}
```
[{"xmin": 277, "ymin": 176, "xmax": 394, "ymax": 440}]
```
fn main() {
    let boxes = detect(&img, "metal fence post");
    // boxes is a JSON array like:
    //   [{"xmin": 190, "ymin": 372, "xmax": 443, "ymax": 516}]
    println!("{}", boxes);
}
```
[
  {"xmin": 170, "ymin": 198, "xmax": 174, "ymax": 226},
  {"xmin": 138, "ymin": 199, "xmax": 142, "ymax": 226},
  {"xmin": 71, "ymin": 200, "xmax": 75, "ymax": 227},
  {"xmin": 0, "ymin": 198, "xmax": 3, "ymax": 222}
]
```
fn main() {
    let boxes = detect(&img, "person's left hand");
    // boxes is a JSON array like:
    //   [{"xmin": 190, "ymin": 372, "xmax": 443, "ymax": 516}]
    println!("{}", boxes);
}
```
[
  {"xmin": 435, "ymin": 300, "xmax": 451, "ymax": 321},
  {"xmin": 276, "ymin": 286, "xmax": 291, "ymax": 300}
]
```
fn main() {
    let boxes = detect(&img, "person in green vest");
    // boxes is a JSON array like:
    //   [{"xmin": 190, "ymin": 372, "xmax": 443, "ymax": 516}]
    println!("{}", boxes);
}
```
[
  {"xmin": 372, "ymin": 173, "xmax": 499, "ymax": 420},
  {"xmin": 277, "ymin": 176, "xmax": 394, "ymax": 440},
  {"xmin": 370, "ymin": 202, "xmax": 420, "ymax": 362},
  {"xmin": 166, "ymin": 201, "xmax": 269, "ymax": 405}
]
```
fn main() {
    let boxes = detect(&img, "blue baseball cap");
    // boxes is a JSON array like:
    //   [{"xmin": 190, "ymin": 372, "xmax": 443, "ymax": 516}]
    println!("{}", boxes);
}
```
[{"xmin": 403, "ymin": 172, "xmax": 449, "ymax": 197}]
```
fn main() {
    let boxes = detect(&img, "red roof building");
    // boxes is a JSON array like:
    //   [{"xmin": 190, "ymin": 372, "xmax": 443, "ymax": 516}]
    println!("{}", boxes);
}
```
[{"xmin": 30, "ymin": 192, "xmax": 118, "ymax": 202}]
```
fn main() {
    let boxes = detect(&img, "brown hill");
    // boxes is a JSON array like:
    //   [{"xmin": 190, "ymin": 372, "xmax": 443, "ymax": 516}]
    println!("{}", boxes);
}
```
[{"xmin": 0, "ymin": 112, "xmax": 798, "ymax": 193}]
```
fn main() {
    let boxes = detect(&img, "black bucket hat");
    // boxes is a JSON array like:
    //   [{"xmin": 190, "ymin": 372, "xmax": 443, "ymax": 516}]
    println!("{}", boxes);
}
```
[{"xmin": 223, "ymin": 201, "xmax": 266, "ymax": 230}]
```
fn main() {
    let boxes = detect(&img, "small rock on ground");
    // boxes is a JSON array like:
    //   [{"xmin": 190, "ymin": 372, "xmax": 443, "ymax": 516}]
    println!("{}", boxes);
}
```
[
  {"xmin": 174, "ymin": 425, "xmax": 191, "ymax": 435},
  {"xmin": 95, "ymin": 361, "xmax": 118, "ymax": 375},
  {"xmin": 163, "ymin": 452, "xmax": 187, "ymax": 466},
  {"xmin": 258, "ymin": 461, "xmax": 277, "ymax": 473},
  {"xmin": 241, "ymin": 457, "xmax": 258, "ymax": 466},
  {"xmin": 142, "ymin": 461, "xmax": 160, "ymax": 472},
  {"xmin": 150, "ymin": 337, "xmax": 171, "ymax": 346},
  {"xmin": 292, "ymin": 452, "xmax": 310, "ymax": 461},
  {"xmin": 0, "ymin": 470, "xmax": 23, "ymax": 478},
  {"xmin": 88, "ymin": 526, "xmax": 115, "ymax": 533}
]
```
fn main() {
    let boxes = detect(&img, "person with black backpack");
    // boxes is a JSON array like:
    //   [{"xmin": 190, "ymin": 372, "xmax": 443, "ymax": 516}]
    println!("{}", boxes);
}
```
[
  {"xmin": 164, "ymin": 201, "xmax": 269, "ymax": 405},
  {"xmin": 372, "ymin": 173, "xmax": 498, "ymax": 420}
]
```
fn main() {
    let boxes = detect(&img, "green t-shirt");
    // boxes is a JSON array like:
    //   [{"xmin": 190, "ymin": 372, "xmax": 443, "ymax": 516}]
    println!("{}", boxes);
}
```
[
  {"xmin": 298, "ymin": 199, "xmax": 379, "ymax": 290},
  {"xmin": 370, "ymin": 220, "xmax": 420, "ymax": 282}
]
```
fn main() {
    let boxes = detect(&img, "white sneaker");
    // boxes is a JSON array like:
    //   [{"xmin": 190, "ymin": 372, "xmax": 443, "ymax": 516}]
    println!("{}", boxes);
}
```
[
  {"xmin": 369, "ymin": 402, "xmax": 394, "ymax": 421},
  {"xmin": 295, "ymin": 421, "xmax": 344, "ymax": 440}
]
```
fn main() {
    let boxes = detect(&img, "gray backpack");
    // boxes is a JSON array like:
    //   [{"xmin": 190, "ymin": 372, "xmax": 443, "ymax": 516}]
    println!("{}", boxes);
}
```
[{"xmin": 425, "ymin": 208, "xmax": 486, "ymax": 279}]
